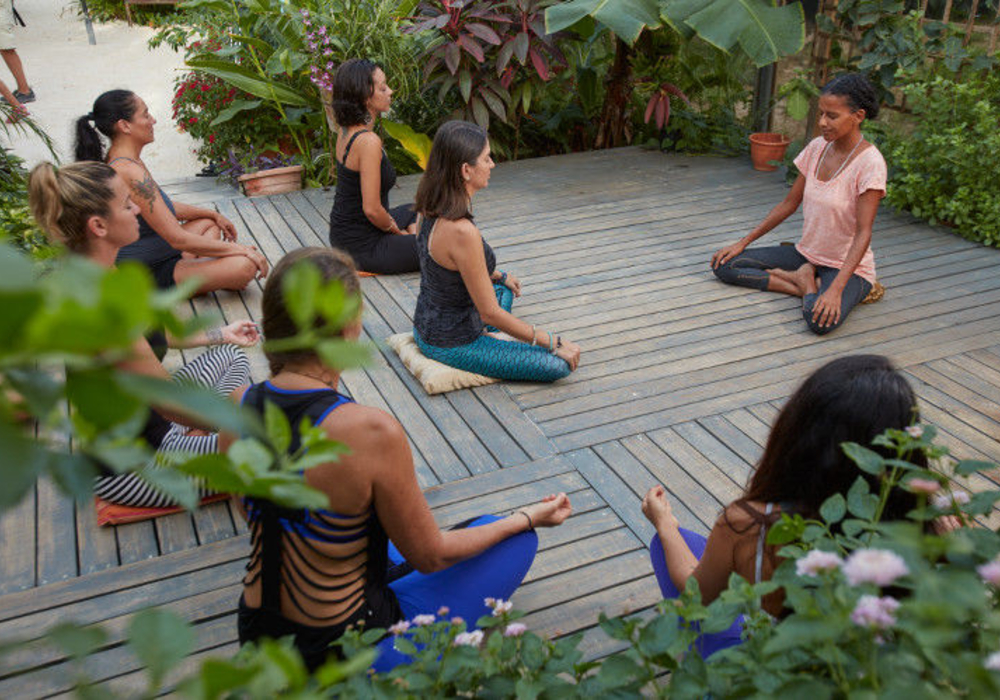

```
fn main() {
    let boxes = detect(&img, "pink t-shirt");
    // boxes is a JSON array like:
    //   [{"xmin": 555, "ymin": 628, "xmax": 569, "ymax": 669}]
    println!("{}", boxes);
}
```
[{"xmin": 792, "ymin": 137, "xmax": 887, "ymax": 283}]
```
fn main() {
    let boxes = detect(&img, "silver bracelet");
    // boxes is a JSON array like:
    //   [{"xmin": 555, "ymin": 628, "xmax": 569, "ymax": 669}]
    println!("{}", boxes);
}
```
[
  {"xmin": 206, "ymin": 327, "xmax": 224, "ymax": 345},
  {"xmin": 530, "ymin": 325, "xmax": 537, "ymax": 346}
]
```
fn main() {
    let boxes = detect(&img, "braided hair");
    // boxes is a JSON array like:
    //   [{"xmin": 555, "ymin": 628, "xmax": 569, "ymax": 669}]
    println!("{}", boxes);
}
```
[{"xmin": 822, "ymin": 73, "xmax": 880, "ymax": 121}]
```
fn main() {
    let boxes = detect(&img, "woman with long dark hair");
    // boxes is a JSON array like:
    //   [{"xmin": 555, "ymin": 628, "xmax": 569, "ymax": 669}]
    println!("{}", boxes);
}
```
[
  {"xmin": 76, "ymin": 89, "xmax": 268, "ymax": 293},
  {"xmin": 221, "ymin": 246, "xmax": 572, "ymax": 671},
  {"xmin": 641, "ymin": 355, "xmax": 929, "ymax": 655},
  {"xmin": 711, "ymin": 73, "xmax": 886, "ymax": 335},
  {"xmin": 328, "ymin": 59, "xmax": 418, "ymax": 273},
  {"xmin": 411, "ymin": 120, "xmax": 580, "ymax": 381},
  {"xmin": 28, "ymin": 161, "xmax": 258, "ymax": 507}
]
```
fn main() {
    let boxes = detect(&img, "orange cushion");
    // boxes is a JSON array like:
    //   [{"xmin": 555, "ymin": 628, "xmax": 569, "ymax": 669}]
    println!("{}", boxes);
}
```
[
  {"xmin": 357, "ymin": 271, "xmax": 377, "ymax": 277},
  {"xmin": 95, "ymin": 493, "xmax": 230, "ymax": 526}
]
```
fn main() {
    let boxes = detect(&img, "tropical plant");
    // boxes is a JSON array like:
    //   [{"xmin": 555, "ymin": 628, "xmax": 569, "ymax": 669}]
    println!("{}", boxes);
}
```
[
  {"xmin": 410, "ymin": 0, "xmax": 568, "ymax": 132},
  {"xmin": 544, "ymin": 0, "xmax": 807, "ymax": 147}
]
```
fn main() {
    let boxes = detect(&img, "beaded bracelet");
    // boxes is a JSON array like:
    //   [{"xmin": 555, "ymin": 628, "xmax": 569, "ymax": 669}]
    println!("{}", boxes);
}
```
[
  {"xmin": 206, "ymin": 327, "xmax": 223, "ymax": 345},
  {"xmin": 498, "ymin": 270, "xmax": 508, "ymax": 285},
  {"xmin": 517, "ymin": 510, "xmax": 534, "ymax": 531}
]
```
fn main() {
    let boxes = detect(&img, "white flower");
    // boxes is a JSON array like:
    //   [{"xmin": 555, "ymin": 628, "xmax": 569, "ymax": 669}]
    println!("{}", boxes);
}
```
[
  {"xmin": 977, "ymin": 559, "xmax": 1000, "ymax": 586},
  {"xmin": 796, "ymin": 550, "xmax": 843, "ymax": 577},
  {"xmin": 411, "ymin": 614, "xmax": 436, "ymax": 626},
  {"xmin": 986, "ymin": 652, "xmax": 1000, "ymax": 671},
  {"xmin": 450, "ymin": 617, "xmax": 464, "ymax": 626},
  {"xmin": 905, "ymin": 425, "xmax": 924, "ymax": 439},
  {"xmin": 851, "ymin": 595, "xmax": 900, "ymax": 629},
  {"xmin": 453, "ymin": 630, "xmax": 484, "ymax": 647},
  {"xmin": 843, "ymin": 549, "xmax": 909, "ymax": 587},
  {"xmin": 483, "ymin": 597, "xmax": 497, "ymax": 608},
  {"xmin": 504, "ymin": 622, "xmax": 527, "ymax": 637},
  {"xmin": 388, "ymin": 620, "xmax": 410, "ymax": 636},
  {"xmin": 932, "ymin": 490, "xmax": 971, "ymax": 510},
  {"xmin": 491, "ymin": 599, "xmax": 513, "ymax": 617}
]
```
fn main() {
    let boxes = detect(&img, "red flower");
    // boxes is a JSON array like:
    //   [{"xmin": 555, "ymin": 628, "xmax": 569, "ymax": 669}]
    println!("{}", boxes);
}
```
[
  {"xmin": 209, "ymin": 133, "xmax": 216, "ymax": 143},
  {"xmin": 189, "ymin": 117, "xmax": 198, "ymax": 125},
  {"xmin": 201, "ymin": 84, "xmax": 210, "ymax": 92}
]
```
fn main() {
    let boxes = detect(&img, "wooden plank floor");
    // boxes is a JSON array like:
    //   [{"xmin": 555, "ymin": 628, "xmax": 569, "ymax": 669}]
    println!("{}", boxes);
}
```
[{"xmin": 4, "ymin": 148, "xmax": 1000, "ymax": 691}]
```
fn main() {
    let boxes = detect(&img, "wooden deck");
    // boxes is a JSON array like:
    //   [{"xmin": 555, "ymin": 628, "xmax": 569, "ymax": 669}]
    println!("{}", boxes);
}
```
[{"xmin": 4, "ymin": 148, "xmax": 1000, "ymax": 694}]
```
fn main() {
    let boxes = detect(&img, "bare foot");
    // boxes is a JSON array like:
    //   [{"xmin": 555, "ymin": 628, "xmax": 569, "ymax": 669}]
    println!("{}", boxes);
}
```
[{"xmin": 790, "ymin": 262, "xmax": 819, "ymax": 295}]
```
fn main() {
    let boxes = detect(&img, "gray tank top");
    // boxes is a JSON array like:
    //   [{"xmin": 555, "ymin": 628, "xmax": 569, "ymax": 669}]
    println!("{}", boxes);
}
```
[{"xmin": 413, "ymin": 215, "xmax": 496, "ymax": 348}]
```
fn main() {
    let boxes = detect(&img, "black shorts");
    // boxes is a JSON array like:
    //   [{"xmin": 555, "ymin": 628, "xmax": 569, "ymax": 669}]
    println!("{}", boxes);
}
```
[{"xmin": 149, "ymin": 254, "xmax": 182, "ymax": 289}]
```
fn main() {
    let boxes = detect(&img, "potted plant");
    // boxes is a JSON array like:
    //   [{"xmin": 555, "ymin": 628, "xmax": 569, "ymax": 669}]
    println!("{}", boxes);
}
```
[
  {"xmin": 750, "ymin": 74, "xmax": 820, "ymax": 172},
  {"xmin": 222, "ymin": 149, "xmax": 303, "ymax": 197}
]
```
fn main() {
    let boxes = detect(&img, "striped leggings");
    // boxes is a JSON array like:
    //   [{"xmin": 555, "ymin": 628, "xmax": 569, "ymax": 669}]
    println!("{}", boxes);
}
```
[{"xmin": 93, "ymin": 344, "xmax": 251, "ymax": 508}]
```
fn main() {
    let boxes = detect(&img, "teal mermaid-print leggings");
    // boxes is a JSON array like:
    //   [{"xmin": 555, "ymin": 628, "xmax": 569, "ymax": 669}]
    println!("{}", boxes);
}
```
[{"xmin": 414, "ymin": 283, "xmax": 571, "ymax": 382}]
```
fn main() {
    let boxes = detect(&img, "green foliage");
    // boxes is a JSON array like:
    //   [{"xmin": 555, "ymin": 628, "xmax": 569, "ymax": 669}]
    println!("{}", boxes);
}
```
[
  {"xmin": 545, "ymin": 0, "xmax": 806, "ymax": 67},
  {"xmin": 0, "ymin": 149, "xmax": 55, "ymax": 258},
  {"xmin": 881, "ymin": 74, "xmax": 1000, "ymax": 246},
  {"xmin": 822, "ymin": 2, "xmax": 997, "ymax": 101},
  {"xmin": 79, "ymin": 0, "xmax": 185, "ymax": 26},
  {"xmin": 154, "ymin": 0, "xmax": 423, "ymax": 183},
  {"xmin": 411, "ymin": 0, "xmax": 568, "ymax": 130}
]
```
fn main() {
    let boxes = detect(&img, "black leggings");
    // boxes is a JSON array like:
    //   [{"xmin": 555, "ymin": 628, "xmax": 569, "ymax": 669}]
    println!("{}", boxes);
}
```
[
  {"xmin": 349, "ymin": 205, "xmax": 419, "ymax": 274},
  {"xmin": 713, "ymin": 244, "xmax": 872, "ymax": 335}
]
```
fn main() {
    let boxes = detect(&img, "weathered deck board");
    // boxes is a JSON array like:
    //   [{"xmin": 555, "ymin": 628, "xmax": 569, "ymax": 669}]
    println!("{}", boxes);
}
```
[{"xmin": 5, "ymin": 148, "xmax": 1000, "ymax": 687}]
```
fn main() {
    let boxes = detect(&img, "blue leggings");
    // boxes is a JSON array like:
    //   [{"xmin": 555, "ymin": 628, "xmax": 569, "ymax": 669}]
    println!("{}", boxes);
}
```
[
  {"xmin": 373, "ymin": 514, "xmax": 538, "ymax": 671},
  {"xmin": 712, "ymin": 245, "xmax": 872, "ymax": 335},
  {"xmin": 649, "ymin": 530, "xmax": 744, "ymax": 657},
  {"xmin": 414, "ymin": 283, "xmax": 571, "ymax": 383}
]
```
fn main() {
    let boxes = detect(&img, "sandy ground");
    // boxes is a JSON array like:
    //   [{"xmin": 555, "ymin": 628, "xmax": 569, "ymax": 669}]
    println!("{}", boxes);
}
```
[{"xmin": 5, "ymin": 0, "xmax": 201, "ymax": 179}]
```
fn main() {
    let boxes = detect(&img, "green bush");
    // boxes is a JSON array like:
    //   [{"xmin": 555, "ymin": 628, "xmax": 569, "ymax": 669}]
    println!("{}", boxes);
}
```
[{"xmin": 882, "ymin": 74, "xmax": 1000, "ymax": 246}]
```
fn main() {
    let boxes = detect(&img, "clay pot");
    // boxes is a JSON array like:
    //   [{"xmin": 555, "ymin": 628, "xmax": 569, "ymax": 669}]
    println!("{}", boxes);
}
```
[
  {"xmin": 749, "ymin": 133, "xmax": 791, "ymax": 172},
  {"xmin": 238, "ymin": 165, "xmax": 304, "ymax": 197}
]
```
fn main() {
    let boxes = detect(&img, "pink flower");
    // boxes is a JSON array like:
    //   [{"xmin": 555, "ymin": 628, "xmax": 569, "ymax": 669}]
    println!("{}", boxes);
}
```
[
  {"xmin": 843, "ymin": 549, "xmax": 909, "ymax": 587},
  {"xmin": 907, "ymin": 477, "xmax": 941, "ymax": 495},
  {"xmin": 851, "ymin": 595, "xmax": 900, "ymax": 629},
  {"xmin": 986, "ymin": 652, "xmax": 1000, "ymax": 671},
  {"xmin": 412, "ymin": 614, "xmax": 435, "ymax": 626},
  {"xmin": 388, "ymin": 620, "xmax": 410, "ymax": 636},
  {"xmin": 453, "ymin": 630, "xmax": 484, "ymax": 647},
  {"xmin": 932, "ymin": 490, "xmax": 971, "ymax": 510},
  {"xmin": 796, "ymin": 550, "xmax": 843, "ymax": 577},
  {"xmin": 503, "ymin": 622, "xmax": 527, "ymax": 637},
  {"xmin": 905, "ymin": 425, "xmax": 924, "ymax": 439},
  {"xmin": 483, "ymin": 597, "xmax": 496, "ymax": 608},
  {"xmin": 450, "ymin": 617, "xmax": 464, "ymax": 626},
  {"xmin": 977, "ymin": 559, "xmax": 1000, "ymax": 586},
  {"xmin": 437, "ymin": 606, "xmax": 450, "ymax": 617}
]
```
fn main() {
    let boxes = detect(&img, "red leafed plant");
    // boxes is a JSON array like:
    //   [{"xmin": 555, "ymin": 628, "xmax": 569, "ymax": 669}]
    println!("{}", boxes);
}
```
[
  {"xmin": 643, "ymin": 82, "xmax": 692, "ymax": 131},
  {"xmin": 409, "ymin": 0, "xmax": 566, "ymax": 129}
]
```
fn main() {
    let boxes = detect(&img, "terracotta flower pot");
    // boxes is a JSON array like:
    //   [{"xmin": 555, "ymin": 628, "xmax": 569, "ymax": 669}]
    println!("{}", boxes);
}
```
[
  {"xmin": 749, "ymin": 133, "xmax": 791, "ymax": 172},
  {"xmin": 238, "ymin": 165, "xmax": 304, "ymax": 197}
]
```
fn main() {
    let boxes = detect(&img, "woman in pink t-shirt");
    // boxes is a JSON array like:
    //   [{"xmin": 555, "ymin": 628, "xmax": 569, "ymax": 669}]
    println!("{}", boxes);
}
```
[{"xmin": 711, "ymin": 74, "xmax": 886, "ymax": 335}]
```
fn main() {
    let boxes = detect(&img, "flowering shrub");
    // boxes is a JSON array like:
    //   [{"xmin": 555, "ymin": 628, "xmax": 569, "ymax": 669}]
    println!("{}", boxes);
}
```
[{"xmin": 172, "ymin": 71, "xmax": 289, "ymax": 174}]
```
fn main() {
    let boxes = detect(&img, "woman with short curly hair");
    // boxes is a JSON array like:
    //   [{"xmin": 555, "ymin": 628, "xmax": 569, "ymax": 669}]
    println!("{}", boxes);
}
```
[{"xmin": 328, "ymin": 59, "xmax": 418, "ymax": 273}]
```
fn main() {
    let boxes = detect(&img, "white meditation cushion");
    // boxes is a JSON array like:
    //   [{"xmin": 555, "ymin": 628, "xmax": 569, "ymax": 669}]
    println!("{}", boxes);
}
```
[{"xmin": 386, "ymin": 332, "xmax": 500, "ymax": 395}]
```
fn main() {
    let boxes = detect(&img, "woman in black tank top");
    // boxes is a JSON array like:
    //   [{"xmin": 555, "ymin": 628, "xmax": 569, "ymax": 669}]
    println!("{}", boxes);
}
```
[
  {"xmin": 221, "ymin": 247, "xmax": 573, "ymax": 671},
  {"xmin": 411, "ymin": 121, "xmax": 581, "ymax": 382},
  {"xmin": 75, "ymin": 89, "xmax": 269, "ymax": 293},
  {"xmin": 327, "ymin": 59, "xmax": 418, "ymax": 274}
]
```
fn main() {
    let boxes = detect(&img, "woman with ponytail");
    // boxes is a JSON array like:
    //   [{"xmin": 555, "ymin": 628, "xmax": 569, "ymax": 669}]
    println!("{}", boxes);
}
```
[
  {"xmin": 29, "ymin": 161, "xmax": 259, "ymax": 507},
  {"xmin": 75, "ymin": 89, "xmax": 268, "ymax": 293}
]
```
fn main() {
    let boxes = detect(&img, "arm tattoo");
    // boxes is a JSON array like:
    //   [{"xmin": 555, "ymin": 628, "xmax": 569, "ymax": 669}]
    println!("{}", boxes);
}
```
[{"xmin": 131, "ymin": 172, "xmax": 157, "ymax": 213}]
